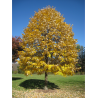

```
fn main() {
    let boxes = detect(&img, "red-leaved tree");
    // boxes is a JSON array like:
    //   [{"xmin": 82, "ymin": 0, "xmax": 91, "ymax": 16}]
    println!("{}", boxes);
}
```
[{"xmin": 12, "ymin": 36, "xmax": 23, "ymax": 62}]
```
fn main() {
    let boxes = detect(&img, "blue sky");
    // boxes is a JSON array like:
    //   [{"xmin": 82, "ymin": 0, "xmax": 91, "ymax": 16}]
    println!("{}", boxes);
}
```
[{"xmin": 12, "ymin": 0, "xmax": 85, "ymax": 47}]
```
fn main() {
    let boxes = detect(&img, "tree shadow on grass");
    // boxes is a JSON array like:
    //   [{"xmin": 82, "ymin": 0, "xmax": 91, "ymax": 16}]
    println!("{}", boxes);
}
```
[
  {"xmin": 12, "ymin": 77, "xmax": 23, "ymax": 81},
  {"xmin": 19, "ymin": 79, "xmax": 60, "ymax": 90}
]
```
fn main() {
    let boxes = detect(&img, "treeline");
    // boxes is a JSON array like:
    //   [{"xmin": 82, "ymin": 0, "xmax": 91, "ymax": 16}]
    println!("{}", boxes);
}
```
[{"xmin": 76, "ymin": 45, "xmax": 85, "ymax": 74}]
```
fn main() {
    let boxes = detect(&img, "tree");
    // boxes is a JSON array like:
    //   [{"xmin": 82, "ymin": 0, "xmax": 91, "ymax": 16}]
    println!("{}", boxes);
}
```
[
  {"xmin": 76, "ymin": 44, "xmax": 80, "ymax": 50},
  {"xmin": 12, "ymin": 36, "xmax": 23, "ymax": 62},
  {"xmin": 17, "ymin": 6, "xmax": 79, "ymax": 90},
  {"xmin": 79, "ymin": 46, "xmax": 85, "ymax": 72},
  {"xmin": 76, "ymin": 44, "xmax": 85, "ymax": 73}
]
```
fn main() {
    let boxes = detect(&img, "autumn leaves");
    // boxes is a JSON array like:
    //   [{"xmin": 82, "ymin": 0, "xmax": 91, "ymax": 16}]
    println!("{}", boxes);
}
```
[{"xmin": 18, "ymin": 6, "xmax": 79, "ymax": 77}]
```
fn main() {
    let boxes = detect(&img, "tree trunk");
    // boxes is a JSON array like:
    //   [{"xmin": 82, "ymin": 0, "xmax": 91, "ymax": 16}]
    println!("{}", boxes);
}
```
[
  {"xmin": 44, "ymin": 71, "xmax": 48, "ymax": 90},
  {"xmin": 44, "ymin": 54, "xmax": 49, "ymax": 90}
]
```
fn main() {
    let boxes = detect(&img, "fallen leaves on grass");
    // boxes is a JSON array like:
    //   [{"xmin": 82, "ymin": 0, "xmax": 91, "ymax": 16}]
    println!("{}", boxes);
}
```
[{"xmin": 12, "ymin": 89, "xmax": 85, "ymax": 98}]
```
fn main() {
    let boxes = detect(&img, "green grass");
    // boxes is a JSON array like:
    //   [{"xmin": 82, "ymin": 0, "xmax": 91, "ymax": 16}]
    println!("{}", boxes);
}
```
[{"xmin": 12, "ymin": 73, "xmax": 85, "ymax": 93}]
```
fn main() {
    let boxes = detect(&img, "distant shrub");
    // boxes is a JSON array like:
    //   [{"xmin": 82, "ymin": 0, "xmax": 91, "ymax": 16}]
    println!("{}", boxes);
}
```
[
  {"xmin": 17, "ymin": 66, "xmax": 24, "ymax": 74},
  {"xmin": 75, "ymin": 71, "xmax": 85, "ymax": 75},
  {"xmin": 12, "ymin": 70, "xmax": 18, "ymax": 74}
]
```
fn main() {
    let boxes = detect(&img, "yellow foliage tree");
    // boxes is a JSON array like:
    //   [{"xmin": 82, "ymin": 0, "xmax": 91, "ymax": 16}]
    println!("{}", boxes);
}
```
[{"xmin": 18, "ymin": 6, "xmax": 79, "ymax": 90}]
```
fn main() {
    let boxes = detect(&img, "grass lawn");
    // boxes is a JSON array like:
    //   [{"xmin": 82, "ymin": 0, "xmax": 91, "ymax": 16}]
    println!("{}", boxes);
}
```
[{"xmin": 12, "ymin": 73, "xmax": 85, "ymax": 98}]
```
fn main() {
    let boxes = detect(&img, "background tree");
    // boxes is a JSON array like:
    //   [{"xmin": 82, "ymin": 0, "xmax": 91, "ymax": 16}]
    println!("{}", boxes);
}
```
[
  {"xmin": 76, "ymin": 44, "xmax": 80, "ymax": 50},
  {"xmin": 76, "ymin": 44, "xmax": 85, "ymax": 73},
  {"xmin": 12, "ymin": 36, "xmax": 23, "ymax": 62},
  {"xmin": 18, "ymin": 6, "xmax": 79, "ymax": 90}
]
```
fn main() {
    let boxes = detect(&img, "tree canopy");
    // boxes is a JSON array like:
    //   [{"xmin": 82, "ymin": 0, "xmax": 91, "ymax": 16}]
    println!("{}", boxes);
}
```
[
  {"xmin": 18, "ymin": 6, "xmax": 79, "ymax": 77},
  {"xmin": 12, "ymin": 36, "xmax": 23, "ymax": 62}
]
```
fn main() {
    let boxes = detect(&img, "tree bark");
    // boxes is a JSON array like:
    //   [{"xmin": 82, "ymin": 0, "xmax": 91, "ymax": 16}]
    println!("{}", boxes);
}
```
[
  {"xmin": 44, "ymin": 71, "xmax": 48, "ymax": 90},
  {"xmin": 44, "ymin": 54, "xmax": 48, "ymax": 90}
]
